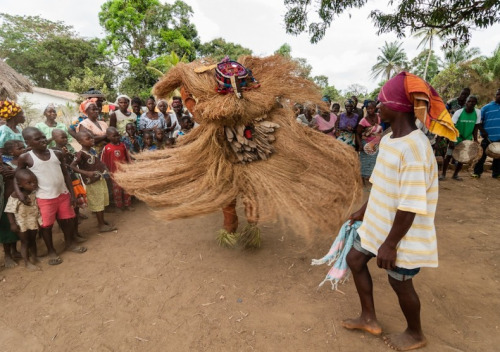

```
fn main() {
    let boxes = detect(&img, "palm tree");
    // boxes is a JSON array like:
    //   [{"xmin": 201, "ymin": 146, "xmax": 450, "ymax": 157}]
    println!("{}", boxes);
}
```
[
  {"xmin": 442, "ymin": 46, "xmax": 481, "ymax": 67},
  {"xmin": 413, "ymin": 27, "xmax": 443, "ymax": 80},
  {"xmin": 371, "ymin": 41, "xmax": 408, "ymax": 81}
]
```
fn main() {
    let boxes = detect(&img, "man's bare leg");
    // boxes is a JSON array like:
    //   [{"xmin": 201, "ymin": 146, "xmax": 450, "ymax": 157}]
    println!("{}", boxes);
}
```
[
  {"xmin": 384, "ymin": 276, "xmax": 427, "ymax": 351},
  {"xmin": 342, "ymin": 248, "xmax": 382, "ymax": 335},
  {"xmin": 39, "ymin": 226, "xmax": 62, "ymax": 265}
]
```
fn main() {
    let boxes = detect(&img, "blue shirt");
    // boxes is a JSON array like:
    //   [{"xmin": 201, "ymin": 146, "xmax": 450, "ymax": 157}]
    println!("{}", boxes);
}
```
[{"xmin": 481, "ymin": 101, "xmax": 500, "ymax": 142}]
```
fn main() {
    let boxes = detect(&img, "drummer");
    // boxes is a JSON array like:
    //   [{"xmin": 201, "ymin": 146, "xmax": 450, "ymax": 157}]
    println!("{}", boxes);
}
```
[
  {"xmin": 472, "ymin": 88, "xmax": 500, "ymax": 179},
  {"xmin": 440, "ymin": 95, "xmax": 481, "ymax": 181}
]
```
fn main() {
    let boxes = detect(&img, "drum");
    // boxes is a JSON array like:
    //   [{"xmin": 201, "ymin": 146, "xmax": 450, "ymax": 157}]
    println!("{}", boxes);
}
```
[
  {"xmin": 486, "ymin": 142, "xmax": 500, "ymax": 159},
  {"xmin": 452, "ymin": 140, "xmax": 482, "ymax": 164}
]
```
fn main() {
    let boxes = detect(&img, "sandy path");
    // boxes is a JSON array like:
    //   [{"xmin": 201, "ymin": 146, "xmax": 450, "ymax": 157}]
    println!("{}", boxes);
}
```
[{"xmin": 0, "ymin": 173, "xmax": 499, "ymax": 351}]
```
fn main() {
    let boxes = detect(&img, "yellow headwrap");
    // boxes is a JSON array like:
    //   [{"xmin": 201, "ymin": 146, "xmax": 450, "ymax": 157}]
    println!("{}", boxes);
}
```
[{"xmin": 0, "ymin": 100, "xmax": 22, "ymax": 120}]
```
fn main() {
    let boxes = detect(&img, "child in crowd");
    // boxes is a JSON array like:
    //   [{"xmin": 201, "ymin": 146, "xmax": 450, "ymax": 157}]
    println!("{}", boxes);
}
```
[
  {"xmin": 131, "ymin": 97, "xmax": 143, "ymax": 130},
  {"xmin": 17, "ymin": 127, "xmax": 86, "ymax": 266},
  {"xmin": 142, "ymin": 131, "xmax": 157, "ymax": 151},
  {"xmin": 101, "ymin": 127, "xmax": 133, "ymax": 211},
  {"xmin": 2, "ymin": 140, "xmax": 25, "ymax": 168},
  {"xmin": 173, "ymin": 115, "xmax": 194, "ymax": 138},
  {"xmin": 122, "ymin": 122, "xmax": 143, "ymax": 154},
  {"xmin": 154, "ymin": 128, "xmax": 166, "ymax": 149},
  {"xmin": 0, "ymin": 160, "xmax": 19, "ymax": 268},
  {"xmin": 71, "ymin": 131, "xmax": 116, "ymax": 232},
  {"xmin": 5, "ymin": 169, "xmax": 42, "ymax": 270},
  {"xmin": 51, "ymin": 129, "xmax": 87, "ymax": 241}
]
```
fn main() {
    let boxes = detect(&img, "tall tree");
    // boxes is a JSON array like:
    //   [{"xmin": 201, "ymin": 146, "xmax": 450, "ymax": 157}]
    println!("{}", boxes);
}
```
[
  {"xmin": 371, "ymin": 41, "xmax": 408, "ymax": 81},
  {"xmin": 283, "ymin": 0, "xmax": 500, "ymax": 47},
  {"xmin": 0, "ymin": 13, "xmax": 74, "ymax": 58},
  {"xmin": 198, "ymin": 38, "xmax": 252, "ymax": 61},
  {"xmin": 0, "ymin": 14, "xmax": 114, "ymax": 91},
  {"xmin": 410, "ymin": 50, "xmax": 439, "ymax": 81},
  {"xmin": 99, "ymin": 0, "xmax": 200, "ymax": 97},
  {"xmin": 413, "ymin": 27, "xmax": 443, "ymax": 80}
]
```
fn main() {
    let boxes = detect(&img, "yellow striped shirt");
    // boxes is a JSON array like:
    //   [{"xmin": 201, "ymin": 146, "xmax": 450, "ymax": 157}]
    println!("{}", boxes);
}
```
[{"xmin": 357, "ymin": 129, "xmax": 439, "ymax": 269}]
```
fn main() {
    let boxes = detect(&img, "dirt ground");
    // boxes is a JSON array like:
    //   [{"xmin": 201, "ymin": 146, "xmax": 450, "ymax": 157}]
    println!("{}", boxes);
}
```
[{"xmin": 0, "ymin": 169, "xmax": 499, "ymax": 352}]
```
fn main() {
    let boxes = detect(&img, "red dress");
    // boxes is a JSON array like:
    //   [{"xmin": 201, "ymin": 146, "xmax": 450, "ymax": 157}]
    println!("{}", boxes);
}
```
[
  {"xmin": 101, "ymin": 142, "xmax": 128, "ymax": 173},
  {"xmin": 101, "ymin": 142, "xmax": 131, "ymax": 208}
]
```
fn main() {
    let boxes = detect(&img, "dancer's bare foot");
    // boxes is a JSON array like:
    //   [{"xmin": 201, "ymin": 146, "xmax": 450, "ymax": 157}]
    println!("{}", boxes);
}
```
[
  {"xmin": 4, "ymin": 256, "xmax": 18, "ymax": 268},
  {"xmin": 383, "ymin": 331, "xmax": 427, "ymax": 351},
  {"xmin": 26, "ymin": 262, "xmax": 41, "ymax": 271},
  {"xmin": 342, "ymin": 317, "xmax": 382, "ymax": 336}
]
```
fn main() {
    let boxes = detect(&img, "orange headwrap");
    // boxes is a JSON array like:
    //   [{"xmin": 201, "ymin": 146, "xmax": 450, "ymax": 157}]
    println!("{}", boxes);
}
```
[
  {"xmin": 0, "ymin": 100, "xmax": 22, "ymax": 120},
  {"xmin": 79, "ymin": 98, "xmax": 98, "ymax": 114},
  {"xmin": 379, "ymin": 72, "xmax": 459, "ymax": 141}
]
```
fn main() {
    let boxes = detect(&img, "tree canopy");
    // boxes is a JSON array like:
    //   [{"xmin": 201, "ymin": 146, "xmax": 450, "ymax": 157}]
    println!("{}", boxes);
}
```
[
  {"xmin": 99, "ymin": 0, "xmax": 200, "ymax": 98},
  {"xmin": 371, "ymin": 41, "xmax": 408, "ymax": 81},
  {"xmin": 0, "ymin": 14, "xmax": 114, "ymax": 92},
  {"xmin": 198, "ymin": 38, "xmax": 252, "ymax": 61},
  {"xmin": 283, "ymin": 0, "xmax": 500, "ymax": 47}
]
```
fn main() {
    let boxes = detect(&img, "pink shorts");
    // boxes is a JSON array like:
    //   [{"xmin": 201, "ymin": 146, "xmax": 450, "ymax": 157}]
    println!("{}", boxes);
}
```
[{"xmin": 37, "ymin": 193, "xmax": 76, "ymax": 228}]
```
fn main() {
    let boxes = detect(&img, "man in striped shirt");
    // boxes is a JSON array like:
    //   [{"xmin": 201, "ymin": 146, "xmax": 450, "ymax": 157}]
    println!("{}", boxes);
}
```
[
  {"xmin": 341, "ymin": 72, "xmax": 457, "ymax": 351},
  {"xmin": 472, "ymin": 88, "xmax": 500, "ymax": 178}
]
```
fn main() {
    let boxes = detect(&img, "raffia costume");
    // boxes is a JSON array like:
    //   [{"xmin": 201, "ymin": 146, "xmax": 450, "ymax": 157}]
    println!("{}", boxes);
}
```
[{"xmin": 115, "ymin": 56, "xmax": 362, "ymax": 247}]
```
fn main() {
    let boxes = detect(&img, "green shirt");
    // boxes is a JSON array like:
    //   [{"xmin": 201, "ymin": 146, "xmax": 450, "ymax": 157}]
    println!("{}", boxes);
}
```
[
  {"xmin": 0, "ymin": 125, "xmax": 25, "ymax": 148},
  {"xmin": 454, "ymin": 110, "xmax": 479, "ymax": 143},
  {"xmin": 35, "ymin": 121, "xmax": 73, "ymax": 148}
]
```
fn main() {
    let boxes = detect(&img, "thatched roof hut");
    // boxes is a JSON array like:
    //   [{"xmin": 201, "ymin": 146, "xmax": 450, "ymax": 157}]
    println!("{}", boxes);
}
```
[{"xmin": 0, "ymin": 60, "xmax": 32, "ymax": 100}]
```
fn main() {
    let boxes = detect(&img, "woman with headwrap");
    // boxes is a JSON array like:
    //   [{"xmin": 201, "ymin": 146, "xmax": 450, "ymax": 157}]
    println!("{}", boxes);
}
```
[
  {"xmin": 35, "ymin": 104, "xmax": 73, "ymax": 148},
  {"xmin": 109, "ymin": 95, "xmax": 136, "ymax": 135},
  {"xmin": 0, "ymin": 100, "xmax": 24, "ymax": 267},
  {"xmin": 0, "ymin": 100, "xmax": 26, "ymax": 151},
  {"xmin": 356, "ymin": 101, "xmax": 382, "ymax": 182},
  {"xmin": 77, "ymin": 100, "xmax": 109, "ymax": 155},
  {"xmin": 335, "ymin": 99, "xmax": 359, "ymax": 147}
]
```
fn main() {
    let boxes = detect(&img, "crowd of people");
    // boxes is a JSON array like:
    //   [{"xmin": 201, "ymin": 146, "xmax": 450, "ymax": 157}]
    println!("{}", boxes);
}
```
[
  {"xmin": 0, "ymin": 85, "xmax": 499, "ymax": 274},
  {"xmin": 295, "ymin": 87, "xmax": 500, "ymax": 183},
  {"xmin": 0, "ymin": 93, "xmax": 196, "ymax": 269}
]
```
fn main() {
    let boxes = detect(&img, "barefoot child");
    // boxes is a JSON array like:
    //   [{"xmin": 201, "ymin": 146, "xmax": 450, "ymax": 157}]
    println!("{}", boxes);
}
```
[
  {"xmin": 16, "ymin": 127, "xmax": 87, "ymax": 265},
  {"xmin": 5, "ymin": 169, "xmax": 42, "ymax": 270},
  {"xmin": 70, "ymin": 131, "xmax": 116, "ymax": 232},
  {"xmin": 101, "ymin": 127, "xmax": 133, "ymax": 211},
  {"xmin": 342, "ymin": 72, "xmax": 459, "ymax": 351},
  {"xmin": 51, "ymin": 129, "xmax": 87, "ymax": 242}
]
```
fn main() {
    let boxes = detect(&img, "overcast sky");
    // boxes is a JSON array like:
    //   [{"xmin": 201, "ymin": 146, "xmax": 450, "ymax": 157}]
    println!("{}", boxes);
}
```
[{"xmin": 3, "ymin": 0, "xmax": 500, "ymax": 92}]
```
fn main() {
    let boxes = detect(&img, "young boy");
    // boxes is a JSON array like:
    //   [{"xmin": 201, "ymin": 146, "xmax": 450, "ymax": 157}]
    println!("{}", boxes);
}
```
[
  {"xmin": 154, "ymin": 128, "xmax": 166, "ymax": 150},
  {"xmin": 5, "ymin": 169, "xmax": 42, "ymax": 270},
  {"xmin": 70, "ymin": 131, "xmax": 116, "ymax": 232},
  {"xmin": 122, "ymin": 122, "xmax": 143, "ymax": 154},
  {"xmin": 51, "ymin": 129, "xmax": 87, "ymax": 241},
  {"xmin": 101, "ymin": 127, "xmax": 133, "ymax": 211},
  {"xmin": 173, "ymin": 115, "xmax": 194, "ymax": 138},
  {"xmin": 342, "ymin": 72, "xmax": 459, "ymax": 351},
  {"xmin": 141, "ymin": 131, "xmax": 157, "ymax": 151},
  {"xmin": 16, "ymin": 127, "xmax": 87, "ymax": 265}
]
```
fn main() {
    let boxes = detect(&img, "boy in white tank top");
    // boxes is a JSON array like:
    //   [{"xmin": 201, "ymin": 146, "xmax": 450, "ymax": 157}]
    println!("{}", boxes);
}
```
[{"xmin": 15, "ymin": 127, "xmax": 87, "ymax": 265}]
